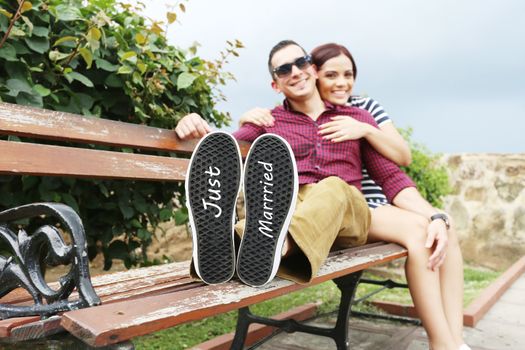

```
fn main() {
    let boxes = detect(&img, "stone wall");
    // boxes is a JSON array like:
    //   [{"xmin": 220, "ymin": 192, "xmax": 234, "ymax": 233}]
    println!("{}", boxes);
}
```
[{"xmin": 441, "ymin": 153, "xmax": 525, "ymax": 270}]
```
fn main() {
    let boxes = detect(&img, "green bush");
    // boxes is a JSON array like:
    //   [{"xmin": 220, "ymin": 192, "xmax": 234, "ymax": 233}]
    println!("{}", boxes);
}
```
[
  {"xmin": 0, "ymin": 0, "xmax": 242, "ymax": 268},
  {"xmin": 400, "ymin": 128, "xmax": 451, "ymax": 208}
]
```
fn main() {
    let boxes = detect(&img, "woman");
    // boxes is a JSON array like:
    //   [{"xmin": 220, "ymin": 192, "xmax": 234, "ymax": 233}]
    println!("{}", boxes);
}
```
[{"xmin": 240, "ymin": 43, "xmax": 469, "ymax": 350}]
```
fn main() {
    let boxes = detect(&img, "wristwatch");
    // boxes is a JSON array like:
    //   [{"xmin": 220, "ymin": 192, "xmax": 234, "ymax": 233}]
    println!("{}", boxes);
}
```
[{"xmin": 430, "ymin": 213, "xmax": 450, "ymax": 229}]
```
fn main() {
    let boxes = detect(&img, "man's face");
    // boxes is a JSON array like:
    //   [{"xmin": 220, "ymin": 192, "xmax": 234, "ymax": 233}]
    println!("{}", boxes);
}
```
[{"xmin": 270, "ymin": 45, "xmax": 318, "ymax": 101}]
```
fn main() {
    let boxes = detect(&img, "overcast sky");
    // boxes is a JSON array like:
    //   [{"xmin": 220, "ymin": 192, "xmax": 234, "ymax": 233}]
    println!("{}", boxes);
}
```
[{"xmin": 142, "ymin": 0, "xmax": 524, "ymax": 153}]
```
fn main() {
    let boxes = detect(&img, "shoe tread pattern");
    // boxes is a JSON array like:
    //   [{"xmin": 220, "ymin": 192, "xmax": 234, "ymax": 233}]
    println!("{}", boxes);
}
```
[
  {"xmin": 237, "ymin": 135, "xmax": 296, "ymax": 287},
  {"xmin": 188, "ymin": 133, "xmax": 240, "ymax": 284}
]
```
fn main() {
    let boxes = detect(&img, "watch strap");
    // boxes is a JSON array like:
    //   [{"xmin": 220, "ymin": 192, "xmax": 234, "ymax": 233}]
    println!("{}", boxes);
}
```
[{"xmin": 430, "ymin": 213, "xmax": 450, "ymax": 229}]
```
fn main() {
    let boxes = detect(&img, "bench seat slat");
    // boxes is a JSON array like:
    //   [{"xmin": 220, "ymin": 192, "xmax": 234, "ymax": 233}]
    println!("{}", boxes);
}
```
[
  {"xmin": 0, "ymin": 140, "xmax": 188, "ymax": 181},
  {"xmin": 89, "ymin": 264, "xmax": 196, "ymax": 304},
  {"xmin": 61, "ymin": 243, "xmax": 407, "ymax": 347},
  {"xmin": 0, "ymin": 277, "xmax": 201, "ymax": 340},
  {"xmin": 0, "ymin": 262, "xmax": 196, "ymax": 339},
  {"xmin": 0, "ymin": 317, "xmax": 41, "ymax": 337},
  {"xmin": 0, "ymin": 261, "xmax": 193, "ymax": 305},
  {"xmin": 90, "ymin": 261, "xmax": 190, "ymax": 289}
]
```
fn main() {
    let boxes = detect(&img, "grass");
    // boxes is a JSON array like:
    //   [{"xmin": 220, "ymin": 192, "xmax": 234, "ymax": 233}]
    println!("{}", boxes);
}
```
[
  {"xmin": 355, "ymin": 265, "xmax": 501, "ymax": 307},
  {"xmin": 133, "ymin": 265, "xmax": 500, "ymax": 350},
  {"xmin": 133, "ymin": 282, "xmax": 341, "ymax": 350}
]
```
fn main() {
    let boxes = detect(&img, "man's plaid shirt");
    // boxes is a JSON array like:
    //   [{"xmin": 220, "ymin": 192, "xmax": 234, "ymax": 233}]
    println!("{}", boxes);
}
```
[{"xmin": 233, "ymin": 101, "xmax": 415, "ymax": 202}]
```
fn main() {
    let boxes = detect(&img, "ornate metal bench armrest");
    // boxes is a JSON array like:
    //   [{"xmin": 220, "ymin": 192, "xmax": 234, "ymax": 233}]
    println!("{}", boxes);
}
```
[{"xmin": 0, "ymin": 202, "xmax": 100, "ymax": 319}]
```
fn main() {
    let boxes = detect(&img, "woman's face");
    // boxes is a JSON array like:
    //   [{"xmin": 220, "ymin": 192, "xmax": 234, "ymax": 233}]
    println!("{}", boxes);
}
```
[{"xmin": 316, "ymin": 54, "xmax": 355, "ymax": 105}]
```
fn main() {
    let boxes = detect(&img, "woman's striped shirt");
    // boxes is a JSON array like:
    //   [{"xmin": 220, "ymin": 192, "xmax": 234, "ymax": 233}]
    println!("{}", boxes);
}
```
[{"xmin": 350, "ymin": 96, "xmax": 391, "ymax": 209}]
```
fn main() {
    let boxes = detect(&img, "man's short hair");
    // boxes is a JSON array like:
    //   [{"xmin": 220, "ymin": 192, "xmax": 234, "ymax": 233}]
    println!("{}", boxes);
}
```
[{"xmin": 267, "ymin": 40, "xmax": 307, "ymax": 78}]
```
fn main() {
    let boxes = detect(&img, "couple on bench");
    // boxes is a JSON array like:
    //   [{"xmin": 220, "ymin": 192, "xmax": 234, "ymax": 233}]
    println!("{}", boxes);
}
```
[{"xmin": 177, "ymin": 39, "xmax": 469, "ymax": 350}]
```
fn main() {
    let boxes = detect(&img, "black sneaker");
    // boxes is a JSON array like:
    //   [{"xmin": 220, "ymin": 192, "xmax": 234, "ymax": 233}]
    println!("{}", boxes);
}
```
[
  {"xmin": 186, "ymin": 132, "xmax": 242, "ymax": 284},
  {"xmin": 237, "ymin": 134, "xmax": 298, "ymax": 287}
]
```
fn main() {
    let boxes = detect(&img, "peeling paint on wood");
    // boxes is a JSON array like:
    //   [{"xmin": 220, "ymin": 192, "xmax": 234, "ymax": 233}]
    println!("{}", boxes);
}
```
[
  {"xmin": 10, "ymin": 316, "xmax": 63, "ymax": 341},
  {"xmin": 1, "ymin": 261, "xmax": 191, "ymax": 306},
  {"xmin": 0, "ymin": 102, "xmax": 199, "ymax": 153},
  {"xmin": 1, "ymin": 245, "xmax": 406, "ymax": 343},
  {"xmin": 91, "ymin": 261, "xmax": 190, "ymax": 287},
  {"xmin": 0, "ymin": 316, "xmax": 40, "ymax": 337},
  {"xmin": 61, "ymin": 243, "xmax": 407, "ymax": 347},
  {"xmin": 0, "ymin": 140, "xmax": 189, "ymax": 181}
]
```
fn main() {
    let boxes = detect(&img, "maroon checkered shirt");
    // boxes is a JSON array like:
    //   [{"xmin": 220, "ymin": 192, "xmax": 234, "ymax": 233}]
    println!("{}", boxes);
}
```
[{"xmin": 233, "ymin": 101, "xmax": 415, "ymax": 202}]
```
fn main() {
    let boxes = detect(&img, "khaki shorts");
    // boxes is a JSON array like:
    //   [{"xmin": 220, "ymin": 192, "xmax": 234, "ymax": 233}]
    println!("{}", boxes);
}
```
[{"xmin": 236, "ymin": 176, "xmax": 370, "ymax": 284}]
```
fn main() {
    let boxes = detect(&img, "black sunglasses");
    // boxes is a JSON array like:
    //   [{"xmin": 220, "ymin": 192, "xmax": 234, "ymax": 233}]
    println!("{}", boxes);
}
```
[{"xmin": 272, "ymin": 55, "xmax": 312, "ymax": 78}]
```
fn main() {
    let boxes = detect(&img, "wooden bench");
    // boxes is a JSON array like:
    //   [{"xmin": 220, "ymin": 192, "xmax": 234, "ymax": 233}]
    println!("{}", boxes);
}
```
[{"xmin": 0, "ymin": 102, "xmax": 407, "ymax": 349}]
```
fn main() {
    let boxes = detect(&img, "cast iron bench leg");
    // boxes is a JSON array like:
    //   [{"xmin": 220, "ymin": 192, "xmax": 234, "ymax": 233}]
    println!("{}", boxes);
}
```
[
  {"xmin": 231, "ymin": 271, "xmax": 363, "ymax": 349},
  {"xmin": 231, "ymin": 307, "xmax": 251, "ymax": 350},
  {"xmin": 332, "ymin": 271, "xmax": 363, "ymax": 349}
]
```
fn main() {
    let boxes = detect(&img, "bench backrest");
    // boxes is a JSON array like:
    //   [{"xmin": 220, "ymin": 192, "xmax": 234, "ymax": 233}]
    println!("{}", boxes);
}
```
[{"xmin": 0, "ymin": 102, "xmax": 249, "ymax": 181}]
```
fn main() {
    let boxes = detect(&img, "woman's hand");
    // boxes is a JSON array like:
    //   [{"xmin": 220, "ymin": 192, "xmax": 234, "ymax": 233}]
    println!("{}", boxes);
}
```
[
  {"xmin": 239, "ymin": 107, "xmax": 274, "ymax": 127},
  {"xmin": 318, "ymin": 116, "xmax": 373, "ymax": 142},
  {"xmin": 175, "ymin": 113, "xmax": 212, "ymax": 140},
  {"xmin": 425, "ymin": 219, "xmax": 449, "ymax": 271}
]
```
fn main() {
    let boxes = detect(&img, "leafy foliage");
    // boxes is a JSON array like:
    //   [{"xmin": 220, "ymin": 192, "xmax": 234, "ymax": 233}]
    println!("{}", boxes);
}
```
[
  {"xmin": 400, "ymin": 128, "xmax": 451, "ymax": 208},
  {"xmin": 0, "ymin": 0, "xmax": 242, "ymax": 268}
]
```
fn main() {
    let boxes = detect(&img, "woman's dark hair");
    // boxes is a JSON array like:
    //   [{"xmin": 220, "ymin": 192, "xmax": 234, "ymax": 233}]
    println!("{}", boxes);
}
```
[{"xmin": 310, "ymin": 43, "xmax": 357, "ymax": 79}]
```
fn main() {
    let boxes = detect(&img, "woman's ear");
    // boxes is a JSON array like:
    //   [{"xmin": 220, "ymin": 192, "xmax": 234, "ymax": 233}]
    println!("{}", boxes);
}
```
[{"xmin": 312, "ymin": 64, "xmax": 319, "ymax": 78}]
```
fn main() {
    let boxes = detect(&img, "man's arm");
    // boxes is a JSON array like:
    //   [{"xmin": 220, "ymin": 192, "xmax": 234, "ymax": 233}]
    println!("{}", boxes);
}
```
[
  {"xmin": 175, "ymin": 113, "xmax": 212, "ymax": 140},
  {"xmin": 174, "ymin": 113, "xmax": 265, "ymax": 142},
  {"xmin": 232, "ymin": 122, "xmax": 265, "ymax": 142},
  {"xmin": 360, "ymin": 138, "xmax": 415, "ymax": 202},
  {"xmin": 334, "ymin": 107, "xmax": 415, "ymax": 201}
]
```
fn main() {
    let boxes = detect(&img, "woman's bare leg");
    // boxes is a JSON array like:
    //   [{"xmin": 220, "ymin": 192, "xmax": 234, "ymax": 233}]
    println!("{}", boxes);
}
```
[
  {"xmin": 438, "ymin": 223, "xmax": 465, "ymax": 344},
  {"xmin": 369, "ymin": 205, "xmax": 462, "ymax": 350}
]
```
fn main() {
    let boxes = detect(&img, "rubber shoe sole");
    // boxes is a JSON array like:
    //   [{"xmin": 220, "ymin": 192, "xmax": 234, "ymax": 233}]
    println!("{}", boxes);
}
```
[
  {"xmin": 186, "ymin": 132, "xmax": 242, "ymax": 284},
  {"xmin": 237, "ymin": 134, "xmax": 298, "ymax": 287}
]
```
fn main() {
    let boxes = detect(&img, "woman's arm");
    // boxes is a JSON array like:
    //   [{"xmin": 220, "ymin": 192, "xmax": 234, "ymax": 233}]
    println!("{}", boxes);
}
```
[
  {"xmin": 318, "ymin": 117, "xmax": 412, "ymax": 166},
  {"xmin": 366, "ymin": 122, "xmax": 412, "ymax": 166},
  {"xmin": 352, "ymin": 96, "xmax": 412, "ymax": 166}
]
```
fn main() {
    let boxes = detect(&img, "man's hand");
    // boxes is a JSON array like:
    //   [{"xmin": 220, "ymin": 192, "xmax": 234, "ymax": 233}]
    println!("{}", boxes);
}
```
[
  {"xmin": 318, "ymin": 116, "xmax": 372, "ymax": 142},
  {"xmin": 239, "ymin": 107, "xmax": 274, "ymax": 127},
  {"xmin": 425, "ymin": 219, "xmax": 448, "ymax": 271},
  {"xmin": 175, "ymin": 113, "xmax": 212, "ymax": 140}
]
